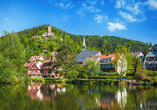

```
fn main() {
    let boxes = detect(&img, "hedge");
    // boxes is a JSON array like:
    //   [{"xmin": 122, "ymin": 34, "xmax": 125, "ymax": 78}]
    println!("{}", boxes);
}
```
[{"xmin": 87, "ymin": 76, "xmax": 134, "ymax": 79}]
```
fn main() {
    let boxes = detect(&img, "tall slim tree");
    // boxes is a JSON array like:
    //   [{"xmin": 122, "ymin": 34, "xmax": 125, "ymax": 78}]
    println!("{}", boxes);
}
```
[
  {"xmin": 149, "ymin": 42, "xmax": 153, "ymax": 47},
  {"xmin": 101, "ymin": 44, "xmax": 107, "ymax": 55}
]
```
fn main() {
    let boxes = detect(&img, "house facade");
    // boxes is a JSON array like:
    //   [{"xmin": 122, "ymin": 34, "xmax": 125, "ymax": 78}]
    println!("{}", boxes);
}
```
[
  {"xmin": 144, "ymin": 44, "xmax": 157, "ymax": 71},
  {"xmin": 100, "ymin": 53, "xmax": 127, "ymax": 75},
  {"xmin": 131, "ymin": 51, "xmax": 144, "ymax": 63},
  {"xmin": 100, "ymin": 54, "xmax": 115, "ymax": 72},
  {"xmin": 40, "ymin": 56, "xmax": 56, "ymax": 75},
  {"xmin": 28, "ymin": 61, "xmax": 43, "ymax": 78}
]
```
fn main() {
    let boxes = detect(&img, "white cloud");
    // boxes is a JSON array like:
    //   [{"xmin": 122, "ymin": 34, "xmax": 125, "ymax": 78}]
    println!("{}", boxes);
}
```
[
  {"xmin": 67, "ymin": 2, "xmax": 72, "ymax": 7},
  {"xmin": 88, "ymin": 6, "xmax": 94, "ymax": 10},
  {"xmin": 86, "ymin": 0, "xmax": 97, "ymax": 5},
  {"xmin": 101, "ymin": 0, "xmax": 104, "ymax": 5},
  {"xmin": 95, "ymin": 15, "xmax": 103, "ymax": 23},
  {"xmin": 115, "ymin": 0, "xmax": 126, "ymax": 8},
  {"xmin": 115, "ymin": 1, "xmax": 121, "ymax": 8},
  {"xmin": 56, "ymin": 2, "xmax": 73, "ymax": 9},
  {"xmin": 119, "ymin": 11, "xmax": 137, "ymax": 22},
  {"xmin": 62, "ymin": 16, "xmax": 68, "ymax": 21},
  {"xmin": 105, "ymin": 15, "xmax": 108, "ymax": 20},
  {"xmin": 82, "ymin": 3, "xmax": 86, "ymax": 7},
  {"xmin": 5, "ymin": 17, "xmax": 10, "ymax": 22},
  {"xmin": 144, "ymin": 0, "xmax": 157, "ymax": 10},
  {"xmin": 70, "ymin": 5, "xmax": 74, "ymax": 10},
  {"xmin": 126, "ymin": 2, "xmax": 142, "ymax": 15},
  {"xmin": 77, "ymin": 4, "xmax": 101, "ymax": 16},
  {"xmin": 90, "ymin": 8, "xmax": 101, "ymax": 13},
  {"xmin": 59, "ymin": 3, "xmax": 64, "ymax": 7},
  {"xmin": 77, "ymin": 9, "xmax": 84, "ymax": 16},
  {"xmin": 107, "ymin": 22, "xmax": 126, "ymax": 32}
]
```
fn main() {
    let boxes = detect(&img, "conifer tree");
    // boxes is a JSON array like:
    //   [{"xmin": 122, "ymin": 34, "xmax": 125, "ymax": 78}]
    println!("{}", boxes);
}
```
[
  {"xmin": 101, "ymin": 44, "xmax": 107, "ymax": 55},
  {"xmin": 149, "ymin": 42, "xmax": 153, "ymax": 47}
]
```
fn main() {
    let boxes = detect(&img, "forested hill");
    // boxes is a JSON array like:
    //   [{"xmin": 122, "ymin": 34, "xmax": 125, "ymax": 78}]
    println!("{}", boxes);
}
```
[
  {"xmin": 71, "ymin": 35, "xmax": 149, "ymax": 54},
  {"xmin": 17, "ymin": 25, "xmax": 149, "ymax": 60}
]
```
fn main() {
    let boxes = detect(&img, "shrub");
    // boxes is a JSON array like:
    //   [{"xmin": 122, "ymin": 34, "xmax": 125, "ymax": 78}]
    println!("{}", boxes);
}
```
[
  {"xmin": 112, "ymin": 72, "xmax": 119, "ymax": 76},
  {"xmin": 43, "ymin": 74, "xmax": 49, "ymax": 77}
]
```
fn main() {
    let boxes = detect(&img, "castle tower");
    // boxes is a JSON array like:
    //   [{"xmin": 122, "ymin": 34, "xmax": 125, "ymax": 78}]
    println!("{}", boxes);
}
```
[
  {"xmin": 48, "ymin": 26, "xmax": 51, "ymax": 33},
  {"xmin": 82, "ymin": 35, "xmax": 86, "ymax": 51}
]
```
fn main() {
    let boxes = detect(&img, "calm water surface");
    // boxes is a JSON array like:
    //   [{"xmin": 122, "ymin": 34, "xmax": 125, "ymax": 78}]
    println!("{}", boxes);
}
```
[{"xmin": 0, "ymin": 83, "xmax": 157, "ymax": 110}]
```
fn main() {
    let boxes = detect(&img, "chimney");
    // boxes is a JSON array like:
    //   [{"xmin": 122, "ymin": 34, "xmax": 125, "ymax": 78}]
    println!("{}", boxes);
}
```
[
  {"xmin": 90, "ymin": 54, "xmax": 93, "ymax": 57},
  {"xmin": 149, "ymin": 47, "xmax": 152, "ymax": 50},
  {"xmin": 48, "ymin": 26, "xmax": 51, "ymax": 33},
  {"xmin": 82, "ymin": 35, "xmax": 86, "ymax": 51}
]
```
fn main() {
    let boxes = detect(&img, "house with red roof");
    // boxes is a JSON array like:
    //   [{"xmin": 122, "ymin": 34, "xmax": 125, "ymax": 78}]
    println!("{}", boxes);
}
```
[
  {"xmin": 40, "ymin": 55, "xmax": 56, "ymax": 75},
  {"xmin": 28, "ymin": 56, "xmax": 44, "ymax": 63},
  {"xmin": 100, "ymin": 53, "xmax": 127, "ymax": 75},
  {"xmin": 100, "ymin": 54, "xmax": 116, "ymax": 72},
  {"xmin": 32, "ymin": 35, "xmax": 41, "ymax": 39},
  {"xmin": 28, "ymin": 61, "xmax": 43, "ymax": 78}
]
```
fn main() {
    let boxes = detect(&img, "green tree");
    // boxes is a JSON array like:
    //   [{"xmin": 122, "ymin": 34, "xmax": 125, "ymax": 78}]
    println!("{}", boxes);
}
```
[
  {"xmin": 149, "ymin": 42, "xmax": 153, "ymax": 47},
  {"xmin": 101, "ymin": 44, "xmax": 107, "ymax": 55},
  {"xmin": 85, "ymin": 59, "xmax": 100, "ymax": 80},
  {"xmin": 45, "ymin": 52, "xmax": 52, "ymax": 60},
  {"xmin": 48, "ymin": 68, "xmax": 52, "ymax": 74},
  {"xmin": 49, "ymin": 41, "xmax": 56, "ymax": 51},
  {"xmin": 54, "ymin": 43, "xmax": 76, "ymax": 78}
]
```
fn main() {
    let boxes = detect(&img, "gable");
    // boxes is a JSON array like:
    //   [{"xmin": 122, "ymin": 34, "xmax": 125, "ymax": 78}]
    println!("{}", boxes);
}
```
[{"xmin": 147, "ymin": 44, "xmax": 157, "ymax": 56}]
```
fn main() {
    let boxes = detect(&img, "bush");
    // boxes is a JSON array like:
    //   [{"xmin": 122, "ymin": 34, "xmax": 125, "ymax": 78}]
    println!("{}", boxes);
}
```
[
  {"xmin": 43, "ymin": 74, "xmax": 49, "ymax": 77},
  {"xmin": 87, "ymin": 76, "xmax": 133, "ymax": 79},
  {"xmin": 112, "ymin": 72, "xmax": 120, "ymax": 76}
]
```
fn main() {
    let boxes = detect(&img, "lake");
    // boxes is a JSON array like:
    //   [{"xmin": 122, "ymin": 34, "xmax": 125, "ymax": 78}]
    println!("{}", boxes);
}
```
[{"xmin": 0, "ymin": 83, "xmax": 157, "ymax": 110}]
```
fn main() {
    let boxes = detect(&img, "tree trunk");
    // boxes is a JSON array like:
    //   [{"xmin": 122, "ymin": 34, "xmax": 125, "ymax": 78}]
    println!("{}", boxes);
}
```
[{"xmin": 120, "ymin": 72, "xmax": 122, "ymax": 82}]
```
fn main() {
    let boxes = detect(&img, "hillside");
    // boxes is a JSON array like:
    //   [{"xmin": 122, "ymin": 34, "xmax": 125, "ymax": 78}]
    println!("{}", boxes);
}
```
[{"xmin": 17, "ymin": 25, "xmax": 149, "ymax": 61}]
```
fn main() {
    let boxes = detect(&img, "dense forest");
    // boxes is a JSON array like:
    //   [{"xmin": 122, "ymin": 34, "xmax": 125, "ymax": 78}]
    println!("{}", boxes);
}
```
[{"xmin": 16, "ymin": 25, "xmax": 149, "ymax": 60}]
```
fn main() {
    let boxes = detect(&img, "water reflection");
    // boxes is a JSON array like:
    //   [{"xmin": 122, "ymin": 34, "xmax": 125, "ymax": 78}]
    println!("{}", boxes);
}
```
[{"xmin": 1, "ymin": 83, "xmax": 157, "ymax": 110}]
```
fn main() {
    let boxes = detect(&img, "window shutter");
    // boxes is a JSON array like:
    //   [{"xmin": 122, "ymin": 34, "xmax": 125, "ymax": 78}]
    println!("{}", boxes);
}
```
[{"xmin": 153, "ymin": 64, "xmax": 154, "ymax": 67}]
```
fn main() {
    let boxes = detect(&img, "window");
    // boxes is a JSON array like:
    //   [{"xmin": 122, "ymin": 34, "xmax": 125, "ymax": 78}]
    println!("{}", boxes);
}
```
[
  {"xmin": 155, "ymin": 57, "xmax": 157, "ymax": 61},
  {"xmin": 147, "ymin": 57, "xmax": 152, "ymax": 61},
  {"xmin": 153, "ymin": 48, "xmax": 157, "ymax": 52}
]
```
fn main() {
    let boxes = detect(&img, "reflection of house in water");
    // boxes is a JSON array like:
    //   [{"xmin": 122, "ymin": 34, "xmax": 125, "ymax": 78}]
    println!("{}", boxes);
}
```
[
  {"xmin": 28, "ymin": 83, "xmax": 67, "ymax": 101},
  {"xmin": 140, "ymin": 98, "xmax": 157, "ymax": 110},
  {"xmin": 101, "ymin": 92, "xmax": 120, "ymax": 110},
  {"xmin": 28, "ymin": 83, "xmax": 43, "ymax": 100}
]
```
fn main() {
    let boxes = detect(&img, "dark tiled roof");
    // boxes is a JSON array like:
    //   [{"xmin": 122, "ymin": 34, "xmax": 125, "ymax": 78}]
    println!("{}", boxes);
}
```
[
  {"xmin": 76, "ymin": 49, "xmax": 100, "ymax": 63},
  {"xmin": 82, "ymin": 56, "xmax": 100, "ymax": 65},
  {"xmin": 131, "ymin": 52, "xmax": 142, "ymax": 56}
]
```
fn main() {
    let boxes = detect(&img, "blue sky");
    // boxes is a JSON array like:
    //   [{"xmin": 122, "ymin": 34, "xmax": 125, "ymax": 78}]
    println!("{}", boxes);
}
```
[{"xmin": 0, "ymin": 0, "xmax": 157, "ymax": 45}]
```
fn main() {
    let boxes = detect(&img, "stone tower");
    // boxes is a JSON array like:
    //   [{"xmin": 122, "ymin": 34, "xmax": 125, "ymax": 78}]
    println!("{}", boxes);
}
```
[{"xmin": 48, "ymin": 26, "xmax": 51, "ymax": 33}]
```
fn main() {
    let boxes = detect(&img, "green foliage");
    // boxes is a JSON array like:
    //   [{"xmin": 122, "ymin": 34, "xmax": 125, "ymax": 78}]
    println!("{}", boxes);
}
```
[
  {"xmin": 101, "ymin": 44, "xmax": 107, "ymax": 55},
  {"xmin": 48, "ymin": 68, "xmax": 52, "ymax": 74},
  {"xmin": 84, "ymin": 59, "xmax": 101, "ymax": 80},
  {"xmin": 43, "ymin": 74, "xmax": 49, "ymax": 77},
  {"xmin": 149, "ymin": 42, "xmax": 153, "ymax": 47},
  {"xmin": 67, "ymin": 70, "xmax": 80, "ymax": 79},
  {"xmin": 55, "ymin": 43, "xmax": 77, "ymax": 78},
  {"xmin": 0, "ymin": 31, "xmax": 26, "ymax": 83}
]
